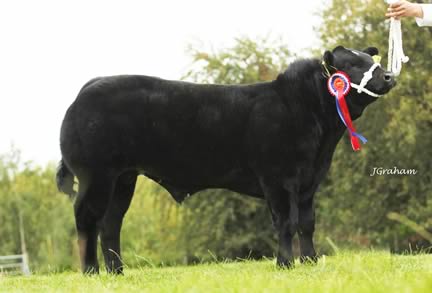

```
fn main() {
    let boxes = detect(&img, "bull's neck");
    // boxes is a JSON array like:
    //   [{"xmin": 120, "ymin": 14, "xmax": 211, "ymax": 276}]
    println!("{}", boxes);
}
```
[
  {"xmin": 313, "ymin": 71, "xmax": 348, "ymax": 137},
  {"xmin": 273, "ymin": 58, "xmax": 373, "ymax": 144},
  {"xmin": 274, "ymin": 60, "xmax": 342, "ymax": 127}
]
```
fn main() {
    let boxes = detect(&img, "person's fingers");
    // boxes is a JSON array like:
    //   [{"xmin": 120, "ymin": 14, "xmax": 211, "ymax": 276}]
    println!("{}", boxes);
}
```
[
  {"xmin": 394, "ymin": 11, "xmax": 404, "ymax": 18},
  {"xmin": 387, "ymin": 6, "xmax": 404, "ymax": 14},
  {"xmin": 389, "ymin": 2, "xmax": 403, "ymax": 9},
  {"xmin": 387, "ymin": 5, "xmax": 409, "ymax": 18},
  {"xmin": 386, "ymin": 1, "xmax": 410, "ymax": 18},
  {"xmin": 392, "ymin": 5, "xmax": 406, "ymax": 13},
  {"xmin": 386, "ymin": 7, "xmax": 401, "ymax": 15},
  {"xmin": 385, "ymin": 11, "xmax": 404, "ymax": 18}
]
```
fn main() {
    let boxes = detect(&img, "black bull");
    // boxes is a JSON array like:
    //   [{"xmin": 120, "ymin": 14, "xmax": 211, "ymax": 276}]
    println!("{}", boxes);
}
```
[{"xmin": 57, "ymin": 46, "xmax": 396, "ymax": 274}]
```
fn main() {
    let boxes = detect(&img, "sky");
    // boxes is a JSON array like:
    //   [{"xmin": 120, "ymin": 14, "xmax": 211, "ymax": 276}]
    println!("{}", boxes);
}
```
[{"xmin": 0, "ymin": 0, "xmax": 325, "ymax": 165}]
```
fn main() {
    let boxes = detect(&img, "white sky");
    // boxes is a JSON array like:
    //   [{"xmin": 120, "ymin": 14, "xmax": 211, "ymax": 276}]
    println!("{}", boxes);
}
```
[{"xmin": 0, "ymin": 0, "xmax": 325, "ymax": 165}]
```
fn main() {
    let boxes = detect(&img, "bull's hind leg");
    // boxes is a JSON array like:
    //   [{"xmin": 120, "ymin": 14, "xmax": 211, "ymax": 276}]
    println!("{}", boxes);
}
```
[
  {"xmin": 100, "ymin": 171, "xmax": 137, "ymax": 274},
  {"xmin": 74, "ymin": 173, "xmax": 115, "ymax": 274}
]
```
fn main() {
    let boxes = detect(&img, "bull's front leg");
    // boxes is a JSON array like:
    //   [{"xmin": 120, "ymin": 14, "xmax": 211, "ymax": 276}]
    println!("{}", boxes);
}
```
[
  {"xmin": 260, "ymin": 177, "xmax": 299, "ymax": 268},
  {"xmin": 298, "ymin": 197, "xmax": 318, "ymax": 263}
]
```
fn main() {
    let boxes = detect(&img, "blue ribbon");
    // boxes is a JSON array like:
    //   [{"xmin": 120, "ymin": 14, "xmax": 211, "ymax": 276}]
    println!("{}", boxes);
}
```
[{"xmin": 335, "ymin": 98, "xmax": 368, "ymax": 144}]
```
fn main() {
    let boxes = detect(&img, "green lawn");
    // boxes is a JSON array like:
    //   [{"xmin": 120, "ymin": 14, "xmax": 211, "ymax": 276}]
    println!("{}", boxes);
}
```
[{"xmin": 1, "ymin": 251, "xmax": 432, "ymax": 292}]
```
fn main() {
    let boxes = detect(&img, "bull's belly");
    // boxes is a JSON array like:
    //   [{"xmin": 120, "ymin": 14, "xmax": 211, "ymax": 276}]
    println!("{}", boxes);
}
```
[
  {"xmin": 138, "ymin": 160, "xmax": 264, "ymax": 200},
  {"xmin": 114, "ymin": 132, "xmax": 263, "ymax": 196},
  {"xmin": 136, "ymin": 153, "xmax": 249, "ymax": 188}
]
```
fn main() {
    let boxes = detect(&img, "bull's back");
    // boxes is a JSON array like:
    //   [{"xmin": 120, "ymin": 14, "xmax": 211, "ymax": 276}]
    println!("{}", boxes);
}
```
[{"xmin": 61, "ymin": 75, "xmax": 265, "ymax": 180}]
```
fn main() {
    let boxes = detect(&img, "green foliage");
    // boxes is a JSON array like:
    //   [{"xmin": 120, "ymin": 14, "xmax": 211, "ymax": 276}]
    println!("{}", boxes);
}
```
[
  {"xmin": 316, "ymin": 0, "xmax": 432, "ymax": 251},
  {"xmin": 122, "ymin": 181, "xmax": 276, "ymax": 266},
  {"xmin": 0, "ymin": 153, "xmax": 276, "ymax": 271},
  {"xmin": 183, "ymin": 36, "xmax": 293, "ymax": 84},
  {"xmin": 1, "ymin": 251, "xmax": 432, "ymax": 292},
  {"xmin": 0, "ymin": 150, "xmax": 77, "ymax": 271}
]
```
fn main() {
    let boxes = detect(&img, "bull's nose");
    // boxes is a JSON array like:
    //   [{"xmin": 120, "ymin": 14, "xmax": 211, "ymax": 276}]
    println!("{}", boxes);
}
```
[{"xmin": 383, "ymin": 72, "xmax": 395, "ymax": 83}]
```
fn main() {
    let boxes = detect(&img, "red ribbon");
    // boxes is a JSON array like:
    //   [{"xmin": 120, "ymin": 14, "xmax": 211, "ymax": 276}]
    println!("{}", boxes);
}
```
[
  {"xmin": 336, "ymin": 89, "xmax": 361, "ymax": 151},
  {"xmin": 329, "ymin": 74, "xmax": 367, "ymax": 151}
]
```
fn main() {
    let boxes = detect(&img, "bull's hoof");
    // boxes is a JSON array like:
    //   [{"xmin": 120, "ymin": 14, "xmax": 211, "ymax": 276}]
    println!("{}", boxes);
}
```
[
  {"xmin": 276, "ymin": 257, "xmax": 295, "ymax": 269},
  {"xmin": 106, "ymin": 266, "xmax": 124, "ymax": 275},
  {"xmin": 300, "ymin": 254, "xmax": 319, "ymax": 264},
  {"xmin": 83, "ymin": 265, "xmax": 100, "ymax": 275}
]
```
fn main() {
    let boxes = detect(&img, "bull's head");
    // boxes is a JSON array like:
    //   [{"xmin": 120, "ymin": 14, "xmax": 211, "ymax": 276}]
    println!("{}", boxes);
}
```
[{"xmin": 323, "ymin": 46, "xmax": 396, "ymax": 110}]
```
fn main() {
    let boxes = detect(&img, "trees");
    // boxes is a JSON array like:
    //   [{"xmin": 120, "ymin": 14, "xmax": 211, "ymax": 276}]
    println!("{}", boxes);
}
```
[
  {"xmin": 0, "ymin": 150, "xmax": 77, "ymax": 271},
  {"xmin": 183, "ymin": 37, "xmax": 292, "ymax": 84}
]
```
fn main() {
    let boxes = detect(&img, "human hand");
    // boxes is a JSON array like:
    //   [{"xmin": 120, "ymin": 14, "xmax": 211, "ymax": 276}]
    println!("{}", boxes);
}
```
[{"xmin": 385, "ymin": 0, "xmax": 423, "ymax": 19}]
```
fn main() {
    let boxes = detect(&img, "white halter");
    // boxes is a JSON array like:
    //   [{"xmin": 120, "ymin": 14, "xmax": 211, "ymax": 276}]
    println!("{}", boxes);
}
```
[
  {"xmin": 323, "ymin": 57, "xmax": 383, "ymax": 98},
  {"xmin": 350, "ymin": 63, "xmax": 382, "ymax": 98}
]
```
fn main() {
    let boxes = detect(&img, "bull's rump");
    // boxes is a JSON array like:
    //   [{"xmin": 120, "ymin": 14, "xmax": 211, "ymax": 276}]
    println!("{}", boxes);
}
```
[{"xmin": 60, "ymin": 75, "xmax": 268, "ymax": 185}]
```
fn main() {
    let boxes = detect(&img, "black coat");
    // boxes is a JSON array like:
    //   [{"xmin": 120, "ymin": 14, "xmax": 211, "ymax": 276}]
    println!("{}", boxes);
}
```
[{"xmin": 57, "ymin": 46, "xmax": 396, "ymax": 273}]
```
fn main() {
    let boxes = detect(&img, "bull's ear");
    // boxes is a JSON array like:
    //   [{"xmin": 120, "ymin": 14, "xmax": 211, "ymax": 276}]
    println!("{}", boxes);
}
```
[
  {"xmin": 323, "ymin": 50, "xmax": 334, "ymax": 66},
  {"xmin": 363, "ymin": 47, "xmax": 379, "ymax": 56},
  {"xmin": 332, "ymin": 45, "xmax": 345, "ymax": 52}
]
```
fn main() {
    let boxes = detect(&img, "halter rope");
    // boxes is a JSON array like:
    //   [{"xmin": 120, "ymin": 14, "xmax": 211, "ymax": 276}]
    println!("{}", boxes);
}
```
[{"xmin": 386, "ymin": 0, "xmax": 409, "ymax": 76}]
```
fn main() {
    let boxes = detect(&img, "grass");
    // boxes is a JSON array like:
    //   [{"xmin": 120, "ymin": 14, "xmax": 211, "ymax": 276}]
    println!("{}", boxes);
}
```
[{"xmin": 1, "ymin": 251, "xmax": 432, "ymax": 292}]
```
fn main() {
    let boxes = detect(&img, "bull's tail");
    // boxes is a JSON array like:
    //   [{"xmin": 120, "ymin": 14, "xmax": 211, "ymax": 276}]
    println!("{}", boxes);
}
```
[{"xmin": 56, "ymin": 159, "xmax": 77, "ymax": 197}]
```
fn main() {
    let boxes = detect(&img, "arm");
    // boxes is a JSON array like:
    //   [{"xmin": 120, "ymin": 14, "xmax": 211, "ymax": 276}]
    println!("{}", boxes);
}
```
[
  {"xmin": 416, "ymin": 4, "xmax": 432, "ymax": 27},
  {"xmin": 385, "ymin": 1, "xmax": 432, "ymax": 27}
]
